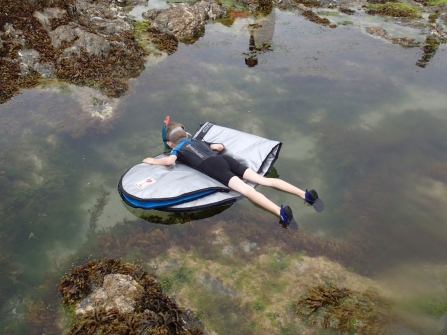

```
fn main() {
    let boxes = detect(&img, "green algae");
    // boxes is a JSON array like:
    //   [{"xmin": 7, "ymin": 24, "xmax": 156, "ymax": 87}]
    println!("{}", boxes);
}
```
[
  {"xmin": 419, "ymin": 298, "xmax": 447, "ymax": 318},
  {"xmin": 365, "ymin": 2, "xmax": 421, "ymax": 18},
  {"xmin": 159, "ymin": 265, "xmax": 193, "ymax": 292},
  {"xmin": 133, "ymin": 19, "xmax": 151, "ymax": 36},
  {"xmin": 250, "ymin": 300, "xmax": 267, "ymax": 312},
  {"xmin": 428, "ymin": 0, "xmax": 447, "ymax": 5},
  {"xmin": 216, "ymin": 0, "xmax": 247, "ymax": 12}
]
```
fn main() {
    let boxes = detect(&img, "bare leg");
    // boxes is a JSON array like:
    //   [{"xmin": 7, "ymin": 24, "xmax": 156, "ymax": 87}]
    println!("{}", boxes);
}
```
[
  {"xmin": 228, "ymin": 176, "xmax": 281, "ymax": 217},
  {"xmin": 242, "ymin": 169, "xmax": 306, "ymax": 199}
]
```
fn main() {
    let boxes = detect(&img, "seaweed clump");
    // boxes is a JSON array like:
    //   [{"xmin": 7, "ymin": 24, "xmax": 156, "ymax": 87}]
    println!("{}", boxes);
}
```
[
  {"xmin": 302, "ymin": 10, "xmax": 332, "ymax": 25},
  {"xmin": 147, "ymin": 27, "xmax": 179, "ymax": 55},
  {"xmin": 58, "ymin": 258, "xmax": 204, "ymax": 334},
  {"xmin": 0, "ymin": 0, "xmax": 51, "ymax": 103},
  {"xmin": 54, "ymin": 40, "xmax": 143, "ymax": 98},
  {"xmin": 339, "ymin": 7, "xmax": 356, "ymax": 15},
  {"xmin": 0, "ymin": 59, "xmax": 39, "ymax": 104},
  {"xmin": 296, "ymin": 285, "xmax": 398, "ymax": 334}
]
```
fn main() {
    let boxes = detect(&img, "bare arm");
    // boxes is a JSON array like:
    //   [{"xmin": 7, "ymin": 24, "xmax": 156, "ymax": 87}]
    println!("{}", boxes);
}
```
[{"xmin": 143, "ymin": 155, "xmax": 177, "ymax": 165}]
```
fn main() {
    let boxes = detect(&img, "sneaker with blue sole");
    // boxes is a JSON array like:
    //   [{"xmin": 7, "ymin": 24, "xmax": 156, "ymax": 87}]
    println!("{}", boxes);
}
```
[
  {"xmin": 279, "ymin": 205, "xmax": 293, "ymax": 226},
  {"xmin": 305, "ymin": 189, "xmax": 325, "ymax": 213}
]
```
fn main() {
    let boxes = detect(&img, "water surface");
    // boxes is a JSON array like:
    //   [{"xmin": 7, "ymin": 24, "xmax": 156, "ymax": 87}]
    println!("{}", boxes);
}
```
[{"xmin": 1, "ymin": 7, "xmax": 447, "ymax": 334}]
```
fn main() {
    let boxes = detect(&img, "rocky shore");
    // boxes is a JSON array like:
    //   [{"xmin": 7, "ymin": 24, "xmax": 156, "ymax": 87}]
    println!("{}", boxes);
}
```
[{"xmin": 1, "ymin": 0, "xmax": 446, "ymax": 106}]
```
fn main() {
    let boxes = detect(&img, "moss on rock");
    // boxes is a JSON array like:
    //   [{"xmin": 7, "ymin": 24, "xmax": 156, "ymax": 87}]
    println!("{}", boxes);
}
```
[{"xmin": 365, "ymin": 2, "xmax": 421, "ymax": 18}]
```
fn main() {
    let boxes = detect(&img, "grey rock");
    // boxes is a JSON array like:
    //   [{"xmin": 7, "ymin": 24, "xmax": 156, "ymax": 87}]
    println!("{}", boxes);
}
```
[
  {"xmin": 74, "ymin": 0, "xmax": 133, "ymax": 36},
  {"xmin": 243, "ymin": 242, "xmax": 257, "ymax": 253},
  {"xmin": 390, "ymin": 36, "xmax": 420, "ymax": 47},
  {"xmin": 143, "ymin": 0, "xmax": 224, "ymax": 40},
  {"xmin": 222, "ymin": 245, "xmax": 234, "ymax": 255},
  {"xmin": 33, "ymin": 8, "xmax": 67, "ymax": 31},
  {"xmin": 366, "ymin": 25, "xmax": 389, "ymax": 39},
  {"xmin": 366, "ymin": 25, "xmax": 420, "ymax": 47},
  {"xmin": 200, "ymin": 272, "xmax": 236, "ymax": 296},
  {"xmin": 75, "ymin": 273, "xmax": 144, "ymax": 316},
  {"xmin": 18, "ymin": 49, "xmax": 55, "ymax": 77},
  {"xmin": 49, "ymin": 23, "xmax": 111, "ymax": 57}
]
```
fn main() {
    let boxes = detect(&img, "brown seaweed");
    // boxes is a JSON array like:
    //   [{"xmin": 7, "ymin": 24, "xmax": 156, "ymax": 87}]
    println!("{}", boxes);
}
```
[
  {"xmin": 296, "ymin": 285, "xmax": 401, "ymax": 334},
  {"xmin": 88, "ymin": 190, "xmax": 110, "ymax": 232},
  {"xmin": 147, "ymin": 27, "xmax": 179, "ymax": 55},
  {"xmin": 58, "ymin": 258, "xmax": 204, "ymax": 335},
  {"xmin": 0, "ymin": 0, "xmax": 145, "ymax": 104},
  {"xmin": 302, "ymin": 10, "xmax": 332, "ymax": 25}
]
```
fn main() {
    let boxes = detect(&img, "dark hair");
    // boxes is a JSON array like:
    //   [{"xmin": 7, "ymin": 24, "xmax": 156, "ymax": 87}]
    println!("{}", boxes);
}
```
[{"xmin": 166, "ymin": 122, "xmax": 187, "ymax": 145}]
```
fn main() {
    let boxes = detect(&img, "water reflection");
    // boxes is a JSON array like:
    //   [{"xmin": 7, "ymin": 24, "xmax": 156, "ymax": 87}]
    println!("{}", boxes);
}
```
[
  {"xmin": 416, "ymin": 36, "xmax": 442, "ymax": 68},
  {"xmin": 122, "ymin": 202, "xmax": 233, "ymax": 225},
  {"xmin": 244, "ymin": 10, "xmax": 275, "ymax": 67}
]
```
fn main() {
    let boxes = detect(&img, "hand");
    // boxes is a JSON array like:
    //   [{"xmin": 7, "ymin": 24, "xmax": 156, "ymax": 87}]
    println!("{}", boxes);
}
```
[{"xmin": 143, "ymin": 157, "xmax": 154, "ymax": 164}]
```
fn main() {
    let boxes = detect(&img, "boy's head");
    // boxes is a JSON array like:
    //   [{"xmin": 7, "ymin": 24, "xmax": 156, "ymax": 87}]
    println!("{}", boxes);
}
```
[{"xmin": 166, "ymin": 122, "xmax": 187, "ymax": 147}]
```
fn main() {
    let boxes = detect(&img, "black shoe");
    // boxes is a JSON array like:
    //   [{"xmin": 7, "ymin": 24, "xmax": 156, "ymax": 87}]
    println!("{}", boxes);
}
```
[
  {"xmin": 305, "ymin": 189, "xmax": 325, "ymax": 213},
  {"xmin": 279, "ymin": 205, "xmax": 293, "ymax": 226},
  {"xmin": 305, "ymin": 189, "xmax": 319, "ymax": 205}
]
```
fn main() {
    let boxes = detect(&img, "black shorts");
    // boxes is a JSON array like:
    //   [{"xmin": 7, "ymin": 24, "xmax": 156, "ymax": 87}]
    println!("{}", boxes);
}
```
[{"xmin": 198, "ymin": 155, "xmax": 248, "ymax": 186}]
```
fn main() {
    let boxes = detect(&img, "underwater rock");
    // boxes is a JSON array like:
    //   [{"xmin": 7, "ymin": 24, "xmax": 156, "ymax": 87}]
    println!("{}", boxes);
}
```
[
  {"xmin": 366, "ymin": 25, "xmax": 389, "ymax": 38},
  {"xmin": 295, "ymin": 284, "xmax": 417, "ymax": 334},
  {"xmin": 76, "ymin": 273, "xmax": 144, "ymax": 316},
  {"xmin": 199, "ymin": 272, "xmax": 237, "ymax": 296},
  {"xmin": 34, "ymin": 83, "xmax": 121, "ymax": 137},
  {"xmin": 59, "ymin": 258, "xmax": 206, "ymax": 334},
  {"xmin": 221, "ymin": 245, "xmax": 234, "ymax": 254},
  {"xmin": 366, "ymin": 25, "xmax": 421, "ymax": 47},
  {"xmin": 142, "ymin": 0, "xmax": 225, "ymax": 43}
]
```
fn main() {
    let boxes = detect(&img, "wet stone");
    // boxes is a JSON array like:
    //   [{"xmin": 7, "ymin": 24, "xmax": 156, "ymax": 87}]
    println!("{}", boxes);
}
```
[
  {"xmin": 142, "ymin": 0, "xmax": 225, "ymax": 42},
  {"xmin": 243, "ymin": 242, "xmax": 257, "ymax": 253},
  {"xmin": 200, "ymin": 272, "xmax": 237, "ymax": 296},
  {"xmin": 222, "ymin": 245, "xmax": 234, "ymax": 254},
  {"xmin": 75, "ymin": 273, "xmax": 144, "ymax": 316}
]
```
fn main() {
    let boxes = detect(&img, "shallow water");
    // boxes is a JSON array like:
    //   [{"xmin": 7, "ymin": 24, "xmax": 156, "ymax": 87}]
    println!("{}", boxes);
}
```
[{"xmin": 1, "ymin": 6, "xmax": 447, "ymax": 334}]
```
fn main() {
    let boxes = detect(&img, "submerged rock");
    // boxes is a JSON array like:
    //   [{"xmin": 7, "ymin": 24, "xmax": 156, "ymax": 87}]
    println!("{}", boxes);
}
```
[
  {"xmin": 59, "ymin": 258, "xmax": 206, "ymax": 334},
  {"xmin": 366, "ymin": 25, "xmax": 421, "ymax": 47},
  {"xmin": 76, "ymin": 273, "xmax": 144, "ymax": 315}
]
